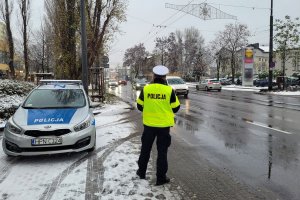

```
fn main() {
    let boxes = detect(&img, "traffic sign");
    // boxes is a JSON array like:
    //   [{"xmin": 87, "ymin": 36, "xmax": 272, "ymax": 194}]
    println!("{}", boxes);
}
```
[
  {"xmin": 102, "ymin": 56, "xmax": 109, "ymax": 65},
  {"xmin": 103, "ymin": 64, "xmax": 109, "ymax": 68}
]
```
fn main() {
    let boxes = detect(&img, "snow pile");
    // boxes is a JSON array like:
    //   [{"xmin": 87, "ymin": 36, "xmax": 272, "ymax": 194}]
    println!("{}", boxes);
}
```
[
  {"xmin": 0, "ymin": 80, "xmax": 35, "ymax": 120},
  {"xmin": 270, "ymin": 91, "xmax": 300, "ymax": 96},
  {"xmin": 0, "ymin": 79, "xmax": 35, "ymax": 96}
]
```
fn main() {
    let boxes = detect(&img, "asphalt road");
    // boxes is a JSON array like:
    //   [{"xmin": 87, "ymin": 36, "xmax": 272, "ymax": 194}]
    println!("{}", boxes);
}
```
[{"xmin": 111, "ymin": 83, "xmax": 300, "ymax": 200}]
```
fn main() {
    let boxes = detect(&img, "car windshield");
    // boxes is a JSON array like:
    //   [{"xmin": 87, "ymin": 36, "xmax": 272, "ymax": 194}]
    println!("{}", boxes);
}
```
[
  {"xmin": 168, "ymin": 78, "xmax": 185, "ymax": 85},
  {"xmin": 210, "ymin": 80, "xmax": 220, "ymax": 83},
  {"xmin": 23, "ymin": 89, "xmax": 86, "ymax": 108}
]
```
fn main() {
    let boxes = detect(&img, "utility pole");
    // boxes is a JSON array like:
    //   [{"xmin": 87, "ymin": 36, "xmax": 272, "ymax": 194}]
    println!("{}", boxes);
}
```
[
  {"xmin": 80, "ymin": 0, "xmax": 88, "ymax": 94},
  {"xmin": 268, "ymin": 0, "xmax": 274, "ymax": 91}
]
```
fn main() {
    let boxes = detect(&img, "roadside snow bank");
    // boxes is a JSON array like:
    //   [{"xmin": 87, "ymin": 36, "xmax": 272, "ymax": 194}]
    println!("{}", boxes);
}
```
[{"xmin": 0, "ymin": 79, "xmax": 35, "ymax": 120}]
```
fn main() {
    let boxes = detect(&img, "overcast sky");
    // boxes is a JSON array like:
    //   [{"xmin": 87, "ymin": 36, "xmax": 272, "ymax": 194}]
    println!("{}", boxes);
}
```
[
  {"xmin": 108, "ymin": 0, "xmax": 300, "ymax": 67},
  {"xmin": 30, "ymin": 0, "xmax": 300, "ymax": 68}
]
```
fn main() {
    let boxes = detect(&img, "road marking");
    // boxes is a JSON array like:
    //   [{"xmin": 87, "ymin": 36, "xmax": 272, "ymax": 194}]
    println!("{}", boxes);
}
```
[{"xmin": 243, "ymin": 119, "xmax": 292, "ymax": 135}]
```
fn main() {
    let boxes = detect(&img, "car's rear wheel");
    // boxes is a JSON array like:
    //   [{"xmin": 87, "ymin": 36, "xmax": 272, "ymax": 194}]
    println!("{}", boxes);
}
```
[
  {"xmin": 196, "ymin": 85, "xmax": 199, "ymax": 90},
  {"xmin": 218, "ymin": 89, "xmax": 221, "ymax": 92},
  {"xmin": 184, "ymin": 94, "xmax": 188, "ymax": 99}
]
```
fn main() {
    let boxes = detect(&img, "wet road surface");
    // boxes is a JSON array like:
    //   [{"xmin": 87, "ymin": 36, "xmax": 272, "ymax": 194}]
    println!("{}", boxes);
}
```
[{"xmin": 172, "ymin": 88, "xmax": 300, "ymax": 200}]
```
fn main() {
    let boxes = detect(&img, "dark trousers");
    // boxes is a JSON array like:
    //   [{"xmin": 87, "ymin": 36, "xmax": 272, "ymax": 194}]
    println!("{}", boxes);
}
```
[{"xmin": 137, "ymin": 125, "xmax": 171, "ymax": 181}]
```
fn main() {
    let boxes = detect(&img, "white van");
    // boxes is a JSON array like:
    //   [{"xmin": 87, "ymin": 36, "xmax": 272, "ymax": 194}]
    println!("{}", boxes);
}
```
[{"xmin": 166, "ymin": 76, "xmax": 189, "ymax": 98}]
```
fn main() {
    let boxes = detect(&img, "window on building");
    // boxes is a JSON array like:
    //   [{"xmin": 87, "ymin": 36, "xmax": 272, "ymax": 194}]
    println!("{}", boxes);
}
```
[{"xmin": 293, "ymin": 51, "xmax": 300, "ymax": 71}]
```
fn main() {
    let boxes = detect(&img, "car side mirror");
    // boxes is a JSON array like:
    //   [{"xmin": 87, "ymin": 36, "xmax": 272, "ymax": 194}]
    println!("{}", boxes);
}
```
[
  {"xmin": 12, "ymin": 103, "xmax": 21, "ymax": 109},
  {"xmin": 89, "ymin": 102, "xmax": 101, "ymax": 108}
]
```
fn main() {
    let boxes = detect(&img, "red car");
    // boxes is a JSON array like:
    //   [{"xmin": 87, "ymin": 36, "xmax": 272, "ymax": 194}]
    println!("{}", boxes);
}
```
[{"xmin": 118, "ymin": 80, "xmax": 127, "ymax": 85}]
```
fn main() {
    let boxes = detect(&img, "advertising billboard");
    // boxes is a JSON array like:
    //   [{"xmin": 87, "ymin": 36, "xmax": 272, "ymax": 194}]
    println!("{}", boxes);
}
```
[{"xmin": 242, "ymin": 47, "xmax": 254, "ymax": 86}]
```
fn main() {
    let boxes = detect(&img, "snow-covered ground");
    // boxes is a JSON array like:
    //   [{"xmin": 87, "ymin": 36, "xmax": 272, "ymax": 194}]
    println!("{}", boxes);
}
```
[{"xmin": 0, "ymin": 101, "xmax": 180, "ymax": 200}]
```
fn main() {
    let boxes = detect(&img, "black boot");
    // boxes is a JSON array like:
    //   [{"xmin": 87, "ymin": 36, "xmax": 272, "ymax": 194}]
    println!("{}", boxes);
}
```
[
  {"xmin": 156, "ymin": 177, "xmax": 170, "ymax": 186},
  {"xmin": 136, "ymin": 169, "xmax": 145, "ymax": 179}
]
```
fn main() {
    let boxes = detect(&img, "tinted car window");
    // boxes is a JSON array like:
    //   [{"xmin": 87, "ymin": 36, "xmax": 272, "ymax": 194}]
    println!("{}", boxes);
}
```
[
  {"xmin": 210, "ymin": 80, "xmax": 220, "ymax": 83},
  {"xmin": 168, "ymin": 78, "xmax": 185, "ymax": 84},
  {"xmin": 23, "ymin": 89, "xmax": 86, "ymax": 108}
]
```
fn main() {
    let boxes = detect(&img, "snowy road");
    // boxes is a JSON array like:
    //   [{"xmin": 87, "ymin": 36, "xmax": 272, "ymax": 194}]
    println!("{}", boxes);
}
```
[{"xmin": 0, "ymin": 101, "xmax": 182, "ymax": 200}]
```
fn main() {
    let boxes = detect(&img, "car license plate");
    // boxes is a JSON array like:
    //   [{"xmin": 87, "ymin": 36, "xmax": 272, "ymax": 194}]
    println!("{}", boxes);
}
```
[{"xmin": 31, "ymin": 137, "xmax": 62, "ymax": 146}]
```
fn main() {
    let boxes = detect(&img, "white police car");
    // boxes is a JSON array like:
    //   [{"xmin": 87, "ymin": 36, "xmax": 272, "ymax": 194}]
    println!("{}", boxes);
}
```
[{"xmin": 2, "ymin": 80, "xmax": 96, "ymax": 156}]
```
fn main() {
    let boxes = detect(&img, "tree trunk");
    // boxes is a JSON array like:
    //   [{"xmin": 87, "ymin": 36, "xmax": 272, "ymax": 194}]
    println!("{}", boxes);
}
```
[
  {"xmin": 20, "ymin": 0, "xmax": 30, "ymax": 81},
  {"xmin": 66, "ymin": 0, "xmax": 77, "ymax": 79},
  {"xmin": 231, "ymin": 54, "xmax": 235, "ymax": 84},
  {"xmin": 4, "ymin": 0, "xmax": 15, "ymax": 79}
]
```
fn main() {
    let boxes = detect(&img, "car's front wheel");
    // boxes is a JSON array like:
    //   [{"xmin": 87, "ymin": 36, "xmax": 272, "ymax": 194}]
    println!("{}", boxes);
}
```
[
  {"xmin": 196, "ymin": 85, "xmax": 199, "ymax": 90},
  {"xmin": 205, "ymin": 86, "xmax": 209, "ymax": 91}
]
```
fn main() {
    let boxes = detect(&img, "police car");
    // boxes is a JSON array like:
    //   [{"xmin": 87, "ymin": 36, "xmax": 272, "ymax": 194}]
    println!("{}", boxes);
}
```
[{"xmin": 2, "ymin": 80, "xmax": 96, "ymax": 156}]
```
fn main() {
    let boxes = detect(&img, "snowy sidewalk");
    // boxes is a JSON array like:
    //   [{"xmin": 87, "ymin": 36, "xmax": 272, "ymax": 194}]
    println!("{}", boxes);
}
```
[{"xmin": 0, "ymin": 101, "xmax": 182, "ymax": 200}]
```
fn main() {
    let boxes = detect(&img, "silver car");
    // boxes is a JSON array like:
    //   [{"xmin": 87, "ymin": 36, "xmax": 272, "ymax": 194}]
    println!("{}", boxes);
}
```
[
  {"xmin": 196, "ymin": 79, "xmax": 222, "ymax": 91},
  {"xmin": 166, "ymin": 76, "xmax": 189, "ymax": 98},
  {"xmin": 2, "ymin": 80, "xmax": 96, "ymax": 156}
]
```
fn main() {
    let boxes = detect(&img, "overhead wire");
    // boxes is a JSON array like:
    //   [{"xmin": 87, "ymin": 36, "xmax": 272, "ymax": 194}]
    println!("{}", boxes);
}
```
[
  {"xmin": 137, "ymin": 0, "xmax": 197, "ymax": 45},
  {"xmin": 110, "ymin": 0, "xmax": 196, "ymax": 55},
  {"xmin": 110, "ymin": 1, "xmax": 269, "ymax": 56}
]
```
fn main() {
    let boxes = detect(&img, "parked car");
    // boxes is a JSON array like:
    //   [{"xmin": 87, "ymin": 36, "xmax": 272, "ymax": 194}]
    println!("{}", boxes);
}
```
[
  {"xmin": 220, "ymin": 78, "xmax": 231, "ymax": 85},
  {"xmin": 2, "ymin": 80, "xmax": 97, "ymax": 156},
  {"xmin": 254, "ymin": 79, "xmax": 268, "ymax": 87},
  {"xmin": 196, "ymin": 79, "xmax": 222, "ymax": 91},
  {"xmin": 166, "ymin": 76, "xmax": 189, "ymax": 98},
  {"xmin": 133, "ymin": 79, "xmax": 148, "ymax": 90},
  {"xmin": 108, "ymin": 80, "xmax": 118, "ymax": 87},
  {"xmin": 118, "ymin": 79, "xmax": 127, "ymax": 85}
]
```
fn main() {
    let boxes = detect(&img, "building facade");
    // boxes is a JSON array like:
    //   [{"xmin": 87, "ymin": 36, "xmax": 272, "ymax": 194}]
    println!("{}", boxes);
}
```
[{"xmin": 0, "ymin": 21, "xmax": 9, "ymax": 72}]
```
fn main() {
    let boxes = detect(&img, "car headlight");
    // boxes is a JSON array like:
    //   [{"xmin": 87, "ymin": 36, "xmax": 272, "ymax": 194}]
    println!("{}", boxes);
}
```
[
  {"xmin": 74, "ymin": 116, "xmax": 92, "ymax": 132},
  {"xmin": 6, "ymin": 121, "xmax": 22, "ymax": 134},
  {"xmin": 136, "ymin": 83, "xmax": 141, "ymax": 87}
]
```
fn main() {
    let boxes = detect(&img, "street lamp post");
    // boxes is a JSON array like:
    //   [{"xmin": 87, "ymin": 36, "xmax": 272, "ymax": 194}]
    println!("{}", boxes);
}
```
[
  {"xmin": 80, "ymin": 0, "xmax": 88, "ymax": 94},
  {"xmin": 268, "ymin": 0, "xmax": 274, "ymax": 91}
]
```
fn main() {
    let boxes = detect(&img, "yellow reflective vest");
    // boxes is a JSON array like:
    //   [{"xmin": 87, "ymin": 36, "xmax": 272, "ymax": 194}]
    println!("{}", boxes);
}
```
[{"xmin": 137, "ymin": 83, "xmax": 180, "ymax": 127}]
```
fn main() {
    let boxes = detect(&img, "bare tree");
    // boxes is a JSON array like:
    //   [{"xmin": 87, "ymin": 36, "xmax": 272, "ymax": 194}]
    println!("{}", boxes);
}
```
[
  {"xmin": 214, "ymin": 23, "xmax": 250, "ymax": 83},
  {"xmin": 45, "ymin": 0, "xmax": 127, "ymax": 79},
  {"xmin": 165, "ymin": 32, "xmax": 181, "ymax": 72},
  {"xmin": 86, "ymin": 0, "xmax": 127, "ymax": 68},
  {"xmin": 0, "ymin": 0, "xmax": 15, "ymax": 78},
  {"xmin": 18, "ymin": 0, "xmax": 30, "ymax": 81},
  {"xmin": 175, "ymin": 30, "xmax": 184, "ymax": 74},
  {"xmin": 183, "ymin": 27, "xmax": 207, "ymax": 79},
  {"xmin": 154, "ymin": 36, "xmax": 168, "ymax": 65},
  {"xmin": 123, "ymin": 43, "xmax": 148, "ymax": 79},
  {"xmin": 30, "ymin": 23, "xmax": 53, "ymax": 73},
  {"xmin": 152, "ymin": 27, "xmax": 209, "ymax": 79}
]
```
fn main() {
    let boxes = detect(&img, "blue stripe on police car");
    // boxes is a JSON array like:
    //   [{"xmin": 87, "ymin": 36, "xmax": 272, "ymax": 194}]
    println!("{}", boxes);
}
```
[{"xmin": 27, "ymin": 109, "xmax": 77, "ymax": 125}]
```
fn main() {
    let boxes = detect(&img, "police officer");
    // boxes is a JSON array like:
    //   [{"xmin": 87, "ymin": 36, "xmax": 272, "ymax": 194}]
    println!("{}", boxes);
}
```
[{"xmin": 136, "ymin": 65, "xmax": 180, "ymax": 186}]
